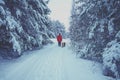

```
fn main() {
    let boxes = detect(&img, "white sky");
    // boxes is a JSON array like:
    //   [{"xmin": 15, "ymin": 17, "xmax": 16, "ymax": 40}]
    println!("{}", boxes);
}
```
[{"xmin": 48, "ymin": 0, "xmax": 72, "ymax": 31}]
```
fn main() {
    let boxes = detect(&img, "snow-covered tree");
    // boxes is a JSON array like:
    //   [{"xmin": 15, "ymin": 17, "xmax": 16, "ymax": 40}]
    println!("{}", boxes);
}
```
[
  {"xmin": 0, "ymin": 0, "xmax": 52, "ymax": 58},
  {"xmin": 70, "ymin": 0, "xmax": 120, "ymax": 78},
  {"xmin": 50, "ymin": 20, "xmax": 66, "ymax": 38}
]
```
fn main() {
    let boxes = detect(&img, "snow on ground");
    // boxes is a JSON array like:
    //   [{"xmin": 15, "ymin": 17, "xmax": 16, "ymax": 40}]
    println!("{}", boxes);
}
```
[{"xmin": 0, "ymin": 39, "xmax": 114, "ymax": 80}]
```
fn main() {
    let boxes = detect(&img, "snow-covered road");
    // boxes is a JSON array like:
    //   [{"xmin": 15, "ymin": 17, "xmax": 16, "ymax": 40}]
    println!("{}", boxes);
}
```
[{"xmin": 0, "ymin": 39, "xmax": 112, "ymax": 80}]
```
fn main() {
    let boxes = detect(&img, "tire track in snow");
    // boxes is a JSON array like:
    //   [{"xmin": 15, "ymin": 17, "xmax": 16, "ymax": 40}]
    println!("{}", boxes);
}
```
[
  {"xmin": 4, "ymin": 55, "xmax": 38, "ymax": 80},
  {"xmin": 0, "ymin": 39, "xmax": 112, "ymax": 80}
]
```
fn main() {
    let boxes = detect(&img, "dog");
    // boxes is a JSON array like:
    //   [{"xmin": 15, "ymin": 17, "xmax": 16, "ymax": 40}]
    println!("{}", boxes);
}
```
[{"xmin": 61, "ymin": 42, "xmax": 66, "ymax": 47}]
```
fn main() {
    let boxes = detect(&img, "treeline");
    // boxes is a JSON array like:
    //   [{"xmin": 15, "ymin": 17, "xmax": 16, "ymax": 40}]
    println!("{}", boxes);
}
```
[
  {"xmin": 0, "ymin": 0, "xmax": 66, "ymax": 58},
  {"xmin": 70, "ymin": 0, "xmax": 120, "ymax": 78}
]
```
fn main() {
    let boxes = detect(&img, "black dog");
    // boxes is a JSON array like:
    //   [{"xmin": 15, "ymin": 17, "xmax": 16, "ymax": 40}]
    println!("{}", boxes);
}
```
[{"xmin": 62, "ymin": 42, "xmax": 66, "ymax": 47}]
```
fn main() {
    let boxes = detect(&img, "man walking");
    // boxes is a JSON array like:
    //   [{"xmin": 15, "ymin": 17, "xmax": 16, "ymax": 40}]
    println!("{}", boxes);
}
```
[{"xmin": 57, "ymin": 33, "xmax": 62, "ymax": 47}]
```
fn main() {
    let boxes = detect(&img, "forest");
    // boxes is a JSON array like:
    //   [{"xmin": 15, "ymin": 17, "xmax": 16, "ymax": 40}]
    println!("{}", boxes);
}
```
[{"xmin": 0, "ymin": 0, "xmax": 120, "ymax": 79}]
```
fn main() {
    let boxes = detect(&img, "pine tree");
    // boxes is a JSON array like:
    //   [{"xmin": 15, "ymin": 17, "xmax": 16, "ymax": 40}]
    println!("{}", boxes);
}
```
[
  {"xmin": 0, "ymin": 0, "xmax": 52, "ymax": 58},
  {"xmin": 50, "ymin": 20, "xmax": 66, "ymax": 38},
  {"xmin": 70, "ymin": 0, "xmax": 120, "ymax": 78}
]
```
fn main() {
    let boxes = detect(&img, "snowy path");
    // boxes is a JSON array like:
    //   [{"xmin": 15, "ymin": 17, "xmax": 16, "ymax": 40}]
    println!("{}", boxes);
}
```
[{"xmin": 0, "ymin": 39, "xmax": 112, "ymax": 80}]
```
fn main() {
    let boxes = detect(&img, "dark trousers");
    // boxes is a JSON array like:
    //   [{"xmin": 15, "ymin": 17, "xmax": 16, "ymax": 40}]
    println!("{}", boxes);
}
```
[{"xmin": 58, "ymin": 42, "xmax": 61, "ymax": 47}]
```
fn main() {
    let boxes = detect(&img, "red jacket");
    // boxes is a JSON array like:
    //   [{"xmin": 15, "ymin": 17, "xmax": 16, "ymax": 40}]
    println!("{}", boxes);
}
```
[{"xmin": 57, "ymin": 34, "xmax": 62, "ymax": 42}]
